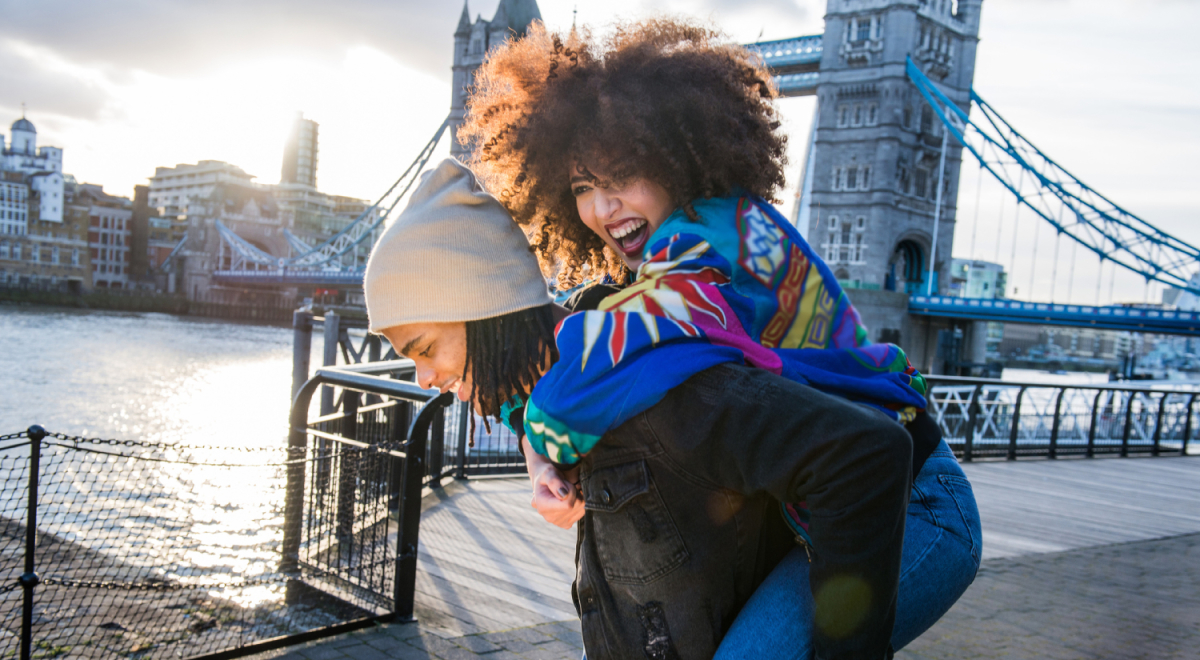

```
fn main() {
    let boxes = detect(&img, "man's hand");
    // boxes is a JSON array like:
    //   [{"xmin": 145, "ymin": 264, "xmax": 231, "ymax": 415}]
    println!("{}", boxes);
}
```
[{"xmin": 523, "ymin": 437, "xmax": 585, "ymax": 529}]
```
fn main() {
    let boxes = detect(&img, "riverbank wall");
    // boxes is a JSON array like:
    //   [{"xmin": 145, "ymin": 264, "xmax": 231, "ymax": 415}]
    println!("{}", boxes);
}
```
[{"xmin": 0, "ymin": 286, "xmax": 295, "ymax": 324}]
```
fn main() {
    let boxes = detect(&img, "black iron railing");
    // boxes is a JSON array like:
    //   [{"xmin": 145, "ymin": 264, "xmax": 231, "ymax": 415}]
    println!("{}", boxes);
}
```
[
  {"xmin": 926, "ymin": 375, "xmax": 1200, "ymax": 461},
  {"xmin": 0, "ymin": 363, "xmax": 525, "ymax": 660}
]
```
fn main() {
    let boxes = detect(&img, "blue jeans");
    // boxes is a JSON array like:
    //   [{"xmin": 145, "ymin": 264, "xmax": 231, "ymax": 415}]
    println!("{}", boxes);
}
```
[{"xmin": 713, "ymin": 440, "xmax": 982, "ymax": 659}]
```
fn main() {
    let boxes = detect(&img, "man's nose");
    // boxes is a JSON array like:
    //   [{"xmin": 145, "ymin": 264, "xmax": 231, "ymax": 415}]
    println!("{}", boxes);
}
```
[{"xmin": 416, "ymin": 365, "xmax": 438, "ymax": 391}]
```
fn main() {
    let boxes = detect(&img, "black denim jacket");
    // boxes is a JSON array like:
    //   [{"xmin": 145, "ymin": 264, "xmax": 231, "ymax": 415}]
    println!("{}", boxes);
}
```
[{"xmin": 572, "ymin": 362, "xmax": 912, "ymax": 660}]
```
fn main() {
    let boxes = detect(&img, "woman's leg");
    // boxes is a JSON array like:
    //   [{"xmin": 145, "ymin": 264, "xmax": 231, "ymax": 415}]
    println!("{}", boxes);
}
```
[
  {"xmin": 715, "ymin": 440, "xmax": 982, "ymax": 658},
  {"xmin": 712, "ymin": 545, "xmax": 814, "ymax": 660},
  {"xmin": 890, "ymin": 439, "xmax": 982, "ymax": 649}
]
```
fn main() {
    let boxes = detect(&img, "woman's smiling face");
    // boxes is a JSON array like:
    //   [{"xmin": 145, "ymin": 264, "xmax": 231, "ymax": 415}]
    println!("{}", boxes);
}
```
[{"xmin": 570, "ymin": 164, "xmax": 676, "ymax": 272}]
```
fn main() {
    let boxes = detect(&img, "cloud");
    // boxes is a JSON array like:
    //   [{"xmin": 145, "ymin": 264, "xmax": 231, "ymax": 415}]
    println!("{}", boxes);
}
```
[
  {"xmin": 0, "ymin": 40, "xmax": 114, "ymax": 121},
  {"xmin": 0, "ymin": 0, "xmax": 462, "ymax": 81}
]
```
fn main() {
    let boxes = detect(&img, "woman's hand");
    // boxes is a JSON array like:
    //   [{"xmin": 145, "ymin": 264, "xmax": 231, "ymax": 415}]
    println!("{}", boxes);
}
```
[{"xmin": 523, "ymin": 437, "xmax": 585, "ymax": 529}]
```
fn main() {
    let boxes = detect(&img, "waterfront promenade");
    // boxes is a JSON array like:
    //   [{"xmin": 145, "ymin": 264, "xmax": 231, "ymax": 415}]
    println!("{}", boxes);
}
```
[{"xmin": 251, "ymin": 456, "xmax": 1200, "ymax": 660}]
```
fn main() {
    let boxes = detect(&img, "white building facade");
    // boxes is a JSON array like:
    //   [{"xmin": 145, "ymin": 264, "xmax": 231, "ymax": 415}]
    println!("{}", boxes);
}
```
[
  {"xmin": 1, "ymin": 180, "xmax": 29, "ymax": 236},
  {"xmin": 149, "ymin": 161, "xmax": 256, "ymax": 216},
  {"xmin": 1, "ymin": 118, "xmax": 64, "ymax": 223}
]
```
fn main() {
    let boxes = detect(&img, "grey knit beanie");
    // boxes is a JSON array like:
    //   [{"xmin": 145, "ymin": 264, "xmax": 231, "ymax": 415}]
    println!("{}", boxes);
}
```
[{"xmin": 364, "ymin": 158, "xmax": 551, "ymax": 333}]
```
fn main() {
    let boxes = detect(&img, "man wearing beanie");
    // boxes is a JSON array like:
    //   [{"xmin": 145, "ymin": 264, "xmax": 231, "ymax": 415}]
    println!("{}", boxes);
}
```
[{"xmin": 365, "ymin": 158, "xmax": 911, "ymax": 660}]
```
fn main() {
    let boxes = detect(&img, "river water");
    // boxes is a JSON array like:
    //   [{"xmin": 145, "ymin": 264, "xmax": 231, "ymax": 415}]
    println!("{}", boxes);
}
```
[
  {"xmin": 1, "ymin": 306, "xmax": 308, "ymax": 610},
  {"xmin": 2, "ymin": 306, "xmax": 296, "ymax": 444}
]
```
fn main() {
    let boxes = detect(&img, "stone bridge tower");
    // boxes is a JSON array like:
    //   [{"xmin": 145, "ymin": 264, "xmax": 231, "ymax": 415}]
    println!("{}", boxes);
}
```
[
  {"xmin": 801, "ymin": 0, "xmax": 983, "ymax": 347},
  {"xmin": 449, "ymin": 0, "xmax": 543, "ymax": 160}
]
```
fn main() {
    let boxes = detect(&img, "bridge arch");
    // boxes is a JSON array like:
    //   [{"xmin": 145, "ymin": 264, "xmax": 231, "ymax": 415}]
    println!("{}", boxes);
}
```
[{"xmin": 887, "ymin": 237, "xmax": 928, "ymax": 294}]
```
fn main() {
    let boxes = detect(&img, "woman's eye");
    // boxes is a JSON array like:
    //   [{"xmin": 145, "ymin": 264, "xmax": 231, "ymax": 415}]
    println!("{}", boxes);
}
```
[
  {"xmin": 571, "ymin": 184, "xmax": 591, "ymax": 196},
  {"xmin": 420, "ymin": 344, "xmax": 433, "ymax": 358}
]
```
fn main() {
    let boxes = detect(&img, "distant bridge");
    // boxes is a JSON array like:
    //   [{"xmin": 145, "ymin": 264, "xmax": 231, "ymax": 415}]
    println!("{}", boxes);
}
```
[
  {"xmin": 910, "ymin": 295, "xmax": 1200, "ymax": 337},
  {"xmin": 743, "ymin": 35, "xmax": 822, "ymax": 96}
]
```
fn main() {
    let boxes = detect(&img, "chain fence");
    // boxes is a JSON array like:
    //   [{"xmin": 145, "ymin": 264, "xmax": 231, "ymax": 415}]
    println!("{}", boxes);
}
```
[{"xmin": 1, "ymin": 427, "xmax": 378, "ymax": 660}]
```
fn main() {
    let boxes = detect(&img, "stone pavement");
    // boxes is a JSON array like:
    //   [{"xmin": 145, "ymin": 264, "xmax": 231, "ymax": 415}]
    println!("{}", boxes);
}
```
[
  {"xmin": 254, "ymin": 532, "xmax": 1200, "ymax": 660},
  {"xmin": 256, "ymin": 619, "xmax": 584, "ymax": 660},
  {"xmin": 896, "ymin": 532, "xmax": 1200, "ymax": 660}
]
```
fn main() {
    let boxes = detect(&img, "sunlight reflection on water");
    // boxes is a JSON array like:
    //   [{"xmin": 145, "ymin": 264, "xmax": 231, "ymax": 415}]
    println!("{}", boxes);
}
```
[{"xmin": 1, "ymin": 306, "xmax": 309, "ymax": 606}]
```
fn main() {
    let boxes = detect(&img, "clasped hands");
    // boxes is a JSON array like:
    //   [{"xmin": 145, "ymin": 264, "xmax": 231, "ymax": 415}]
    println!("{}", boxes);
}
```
[{"xmin": 523, "ymin": 437, "xmax": 586, "ymax": 529}]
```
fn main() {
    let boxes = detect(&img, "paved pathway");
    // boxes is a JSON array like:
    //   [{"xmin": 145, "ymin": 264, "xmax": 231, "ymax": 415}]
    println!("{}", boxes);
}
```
[{"xmin": 252, "ymin": 456, "xmax": 1200, "ymax": 660}]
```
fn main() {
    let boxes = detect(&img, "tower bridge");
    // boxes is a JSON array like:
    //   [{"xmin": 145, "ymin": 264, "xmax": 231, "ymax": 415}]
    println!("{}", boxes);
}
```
[{"xmin": 202, "ymin": 0, "xmax": 1198, "ymax": 373}]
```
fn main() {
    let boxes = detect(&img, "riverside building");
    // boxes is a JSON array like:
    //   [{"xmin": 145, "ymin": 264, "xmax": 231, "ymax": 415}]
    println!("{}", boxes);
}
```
[{"xmin": 0, "ymin": 115, "xmax": 86, "ymax": 289}]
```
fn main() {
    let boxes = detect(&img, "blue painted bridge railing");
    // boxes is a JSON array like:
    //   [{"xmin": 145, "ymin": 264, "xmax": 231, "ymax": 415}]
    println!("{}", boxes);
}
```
[
  {"xmin": 910, "ymin": 295, "xmax": 1200, "ymax": 337},
  {"xmin": 926, "ymin": 374, "xmax": 1200, "ymax": 461}
]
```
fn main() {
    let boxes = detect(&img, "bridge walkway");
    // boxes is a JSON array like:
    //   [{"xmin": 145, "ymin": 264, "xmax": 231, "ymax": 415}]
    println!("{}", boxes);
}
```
[{"xmin": 252, "ymin": 456, "xmax": 1200, "ymax": 660}]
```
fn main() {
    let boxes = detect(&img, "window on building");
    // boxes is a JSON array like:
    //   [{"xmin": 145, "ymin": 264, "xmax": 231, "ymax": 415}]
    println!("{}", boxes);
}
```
[
  {"xmin": 920, "ymin": 106, "xmax": 933, "ymax": 134},
  {"xmin": 852, "ymin": 104, "xmax": 864, "ymax": 126},
  {"xmin": 12, "ymin": 244, "xmax": 20, "ymax": 260},
  {"xmin": 51, "ymin": 247, "xmax": 59, "ymax": 265},
  {"xmin": 897, "ymin": 158, "xmax": 911, "ymax": 194},
  {"xmin": 902, "ymin": 104, "xmax": 913, "ymax": 129},
  {"xmin": 837, "ymin": 105, "xmax": 849, "ymax": 127},
  {"xmin": 31, "ymin": 246, "xmax": 39, "ymax": 263},
  {"xmin": 861, "ymin": 166, "xmax": 871, "ymax": 189},
  {"xmin": 826, "ymin": 216, "xmax": 840, "ymax": 262},
  {"xmin": 0, "ymin": 241, "xmax": 7, "ymax": 259},
  {"xmin": 867, "ymin": 104, "xmax": 878, "ymax": 126},
  {"xmin": 915, "ymin": 168, "xmax": 930, "ymax": 198},
  {"xmin": 856, "ymin": 17, "xmax": 871, "ymax": 42},
  {"xmin": 847, "ymin": 167, "xmax": 858, "ymax": 190},
  {"xmin": 71, "ymin": 249, "xmax": 79, "ymax": 266}
]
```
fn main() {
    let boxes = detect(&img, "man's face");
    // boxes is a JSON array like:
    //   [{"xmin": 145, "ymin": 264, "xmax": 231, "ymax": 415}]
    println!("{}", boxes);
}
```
[{"xmin": 381, "ymin": 321, "xmax": 473, "ymax": 405}]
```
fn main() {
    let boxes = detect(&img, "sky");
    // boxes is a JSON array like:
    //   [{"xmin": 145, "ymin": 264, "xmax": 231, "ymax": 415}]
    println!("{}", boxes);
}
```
[{"xmin": 2, "ymin": 0, "xmax": 1197, "ymax": 304}]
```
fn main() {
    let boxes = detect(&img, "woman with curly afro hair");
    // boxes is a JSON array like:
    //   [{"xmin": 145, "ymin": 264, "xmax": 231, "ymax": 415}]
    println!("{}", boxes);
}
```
[{"xmin": 464, "ymin": 17, "xmax": 980, "ymax": 660}]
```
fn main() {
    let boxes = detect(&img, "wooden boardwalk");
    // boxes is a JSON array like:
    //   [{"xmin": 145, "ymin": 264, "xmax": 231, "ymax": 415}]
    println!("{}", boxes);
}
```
[
  {"xmin": 408, "ymin": 457, "xmax": 1200, "ymax": 637},
  {"xmin": 412, "ymin": 477, "xmax": 578, "ymax": 637}
]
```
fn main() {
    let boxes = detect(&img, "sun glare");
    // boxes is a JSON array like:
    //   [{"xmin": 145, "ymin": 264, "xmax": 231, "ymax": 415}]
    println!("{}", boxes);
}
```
[{"xmin": 27, "ymin": 44, "xmax": 449, "ymax": 202}]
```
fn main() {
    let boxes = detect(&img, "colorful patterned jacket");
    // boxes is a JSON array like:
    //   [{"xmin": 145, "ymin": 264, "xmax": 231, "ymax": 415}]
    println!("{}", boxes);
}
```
[{"xmin": 521, "ymin": 193, "xmax": 926, "ymax": 456}]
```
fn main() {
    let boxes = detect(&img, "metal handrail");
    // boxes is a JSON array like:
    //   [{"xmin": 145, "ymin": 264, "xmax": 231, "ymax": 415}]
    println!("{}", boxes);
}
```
[
  {"xmin": 280, "ymin": 366, "xmax": 453, "ymax": 624},
  {"xmin": 926, "ymin": 374, "xmax": 1200, "ymax": 394}
]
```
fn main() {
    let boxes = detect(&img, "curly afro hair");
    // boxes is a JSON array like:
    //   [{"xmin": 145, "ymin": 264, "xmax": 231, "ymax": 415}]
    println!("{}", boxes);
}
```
[{"xmin": 461, "ymin": 18, "xmax": 788, "ymax": 287}]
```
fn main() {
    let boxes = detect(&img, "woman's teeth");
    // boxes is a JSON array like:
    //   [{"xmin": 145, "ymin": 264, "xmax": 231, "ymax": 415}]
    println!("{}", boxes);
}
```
[{"xmin": 609, "ymin": 219, "xmax": 647, "ymax": 240}]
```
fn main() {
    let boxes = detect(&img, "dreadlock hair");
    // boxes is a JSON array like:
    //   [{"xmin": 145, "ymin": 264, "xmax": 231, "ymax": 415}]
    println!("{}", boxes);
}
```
[{"xmin": 463, "ymin": 303, "xmax": 559, "ymax": 439}]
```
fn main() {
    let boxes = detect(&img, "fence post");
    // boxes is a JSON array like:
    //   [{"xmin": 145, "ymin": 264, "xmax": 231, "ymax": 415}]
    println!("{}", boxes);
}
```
[
  {"xmin": 455, "ymin": 404, "xmax": 469, "ymax": 479},
  {"xmin": 282, "ymin": 378, "xmax": 321, "ymax": 579},
  {"xmin": 1121, "ymin": 391, "xmax": 1136, "ymax": 458},
  {"xmin": 428, "ymin": 404, "xmax": 445, "ymax": 488},
  {"xmin": 395, "ymin": 393, "xmax": 453, "ymax": 620},
  {"xmin": 1152, "ymin": 393, "xmax": 1167, "ymax": 457},
  {"xmin": 336, "ymin": 393, "xmax": 361, "ymax": 543},
  {"xmin": 1007, "ymin": 386, "xmax": 1026, "ymax": 461},
  {"xmin": 321, "ymin": 312, "xmax": 341, "ymax": 416},
  {"xmin": 21, "ymin": 425, "xmax": 46, "ymax": 660},
  {"xmin": 291, "ymin": 310, "xmax": 313, "ymax": 401},
  {"xmin": 1048, "ymin": 388, "xmax": 1067, "ymax": 459},
  {"xmin": 963, "ymin": 384, "xmax": 982, "ymax": 462},
  {"xmin": 1087, "ymin": 390, "xmax": 1104, "ymax": 458},
  {"xmin": 1184, "ymin": 394, "xmax": 1197, "ymax": 457},
  {"xmin": 389, "ymin": 401, "xmax": 412, "ymax": 512},
  {"xmin": 364, "ymin": 336, "xmax": 383, "ymax": 406}
]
